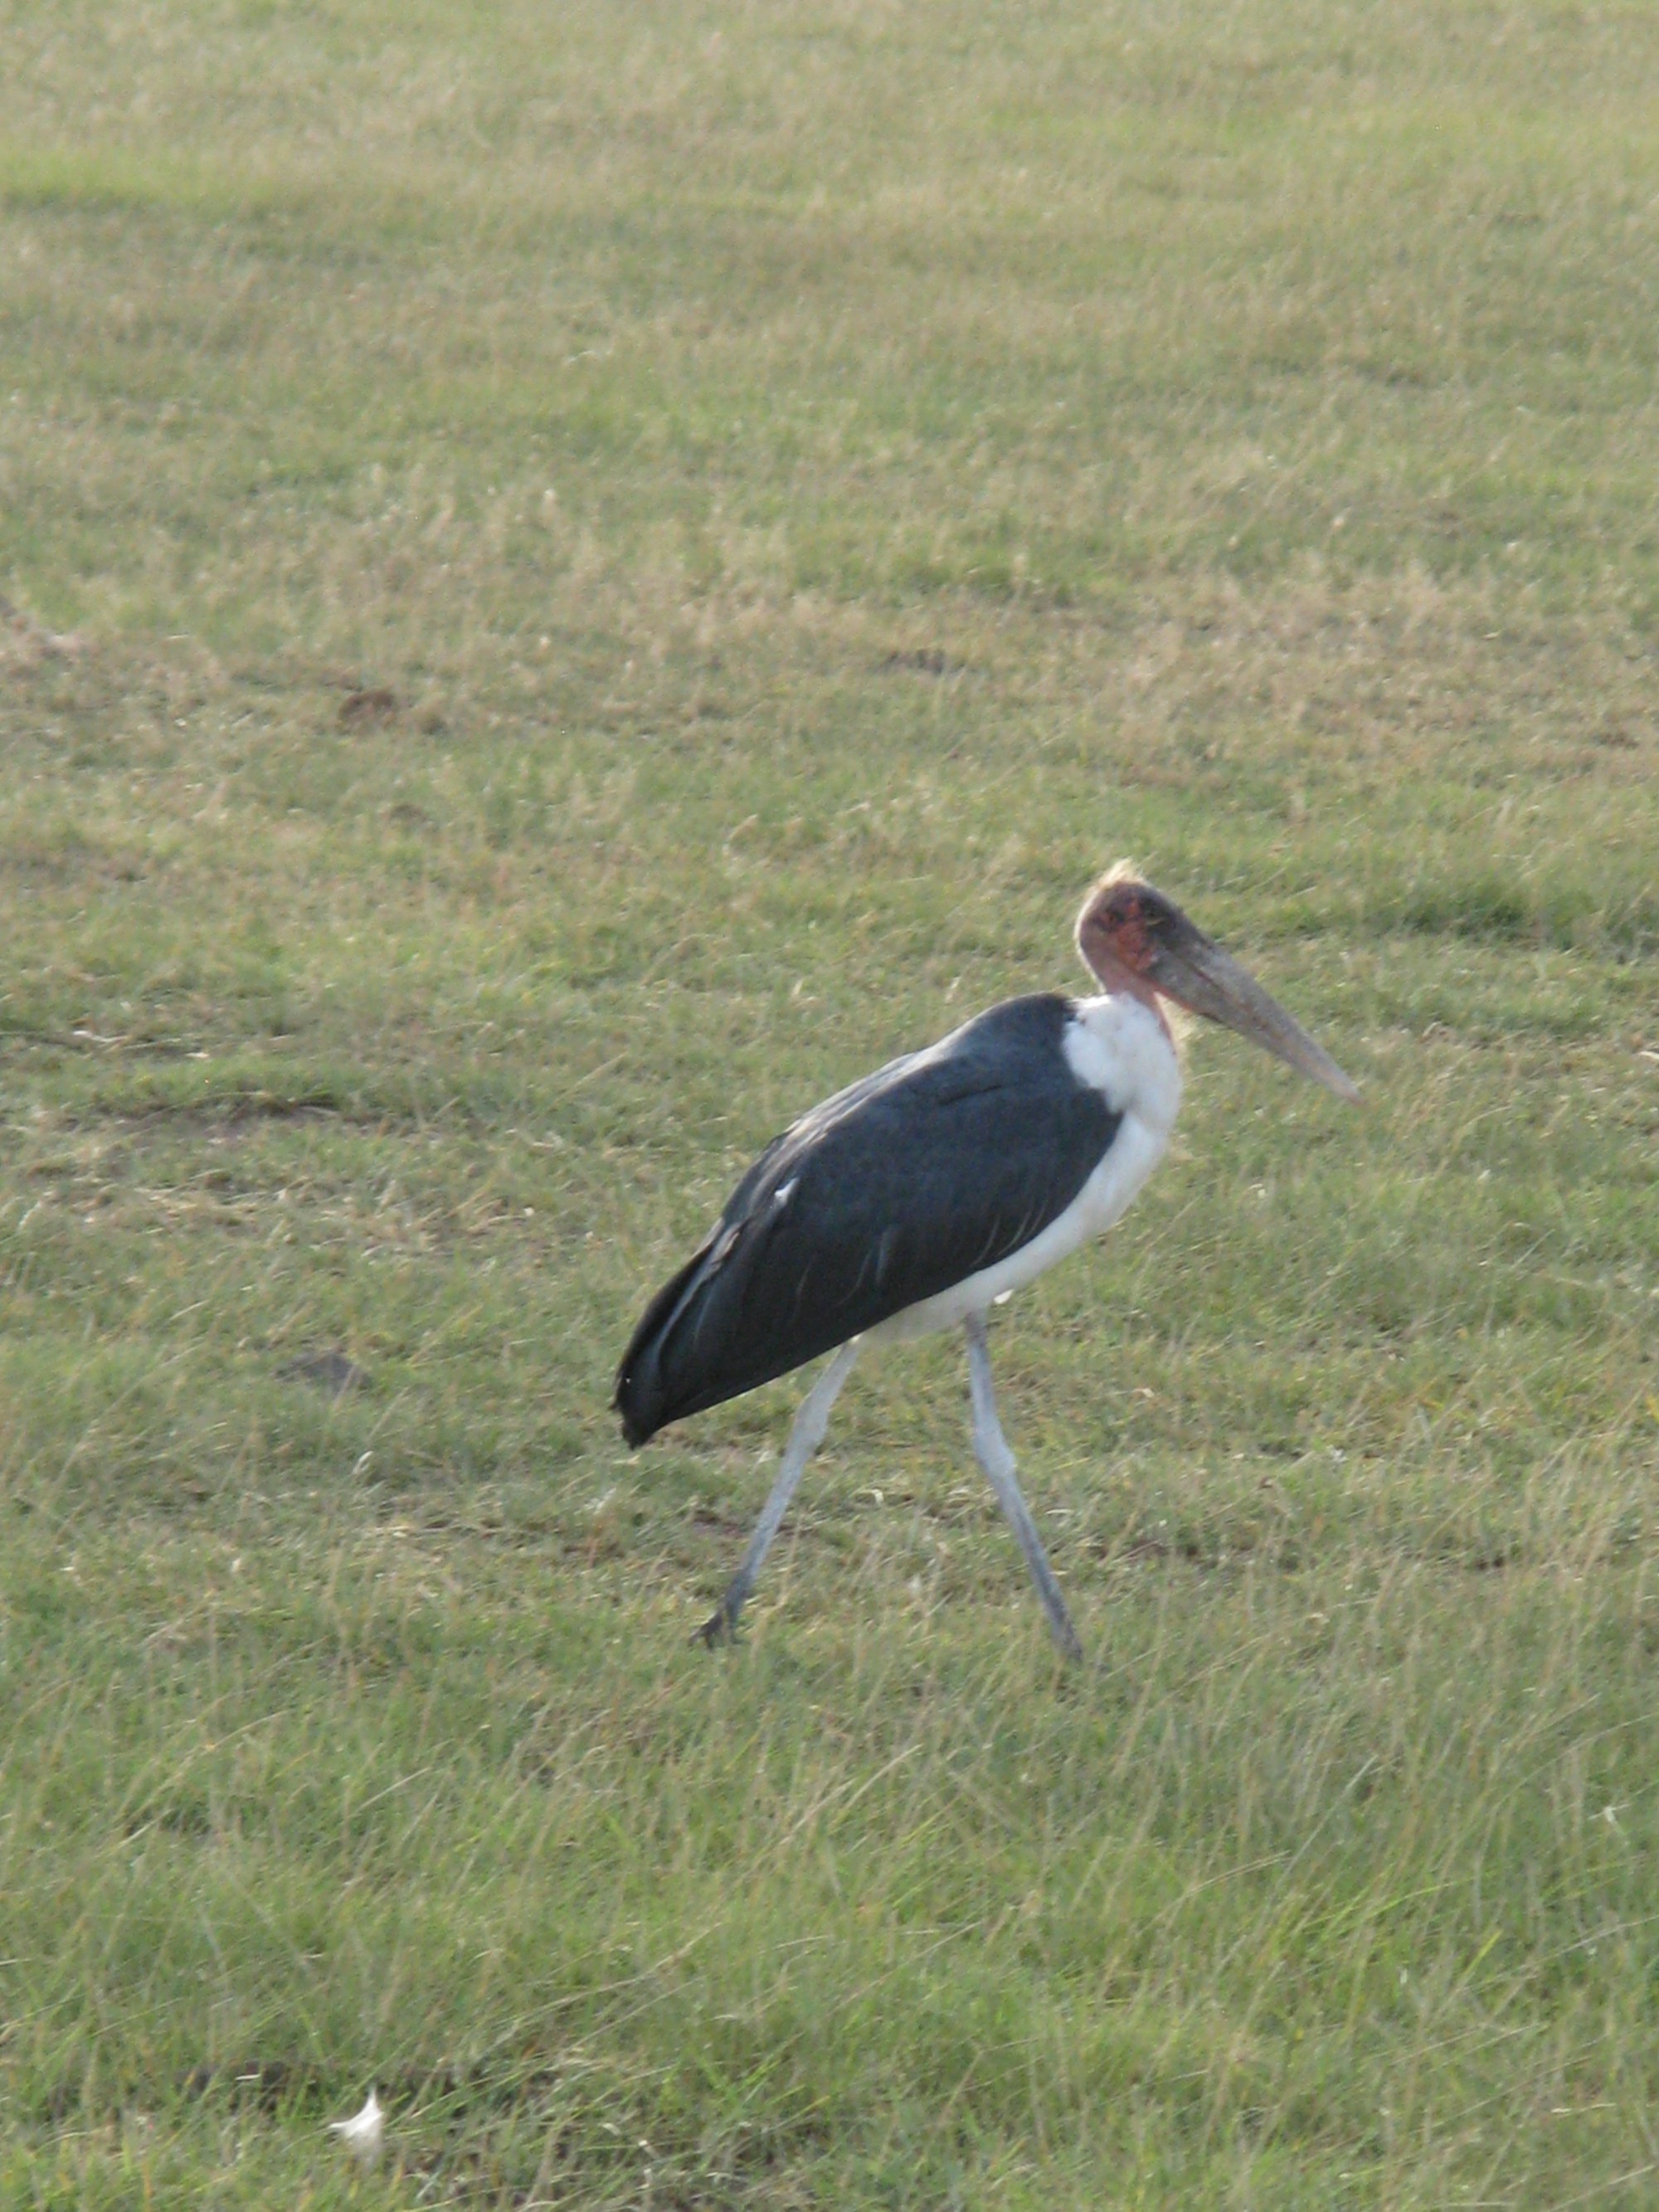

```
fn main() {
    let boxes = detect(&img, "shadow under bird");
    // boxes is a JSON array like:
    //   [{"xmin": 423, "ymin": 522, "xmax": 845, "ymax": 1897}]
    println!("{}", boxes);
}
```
[{"xmin": 615, "ymin": 870, "xmax": 1360, "ymax": 1662}]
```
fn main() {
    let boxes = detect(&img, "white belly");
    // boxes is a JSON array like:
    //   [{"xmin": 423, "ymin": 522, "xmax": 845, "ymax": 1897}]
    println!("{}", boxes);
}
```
[{"xmin": 867, "ymin": 993, "xmax": 1182, "ymax": 1346}]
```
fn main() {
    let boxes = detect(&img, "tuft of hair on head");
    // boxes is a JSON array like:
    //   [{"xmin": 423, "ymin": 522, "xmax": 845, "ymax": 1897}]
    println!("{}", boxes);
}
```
[
  {"xmin": 1073, "ymin": 860, "xmax": 1149, "ymax": 958},
  {"xmin": 1078, "ymin": 860, "xmax": 1151, "ymax": 918}
]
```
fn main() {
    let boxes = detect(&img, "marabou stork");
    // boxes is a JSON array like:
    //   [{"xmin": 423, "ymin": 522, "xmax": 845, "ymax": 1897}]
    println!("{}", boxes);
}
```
[{"xmin": 615, "ymin": 870, "xmax": 1359, "ymax": 1662}]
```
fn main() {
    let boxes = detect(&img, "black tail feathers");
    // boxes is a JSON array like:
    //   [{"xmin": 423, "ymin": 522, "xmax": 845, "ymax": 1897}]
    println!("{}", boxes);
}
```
[
  {"xmin": 612, "ymin": 1241, "xmax": 711, "ymax": 1446},
  {"xmin": 614, "ymin": 1213, "xmax": 814, "ymax": 1446}
]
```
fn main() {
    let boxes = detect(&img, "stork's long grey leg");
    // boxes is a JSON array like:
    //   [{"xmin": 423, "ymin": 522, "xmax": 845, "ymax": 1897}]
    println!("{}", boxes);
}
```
[
  {"xmin": 698, "ymin": 1339, "xmax": 861, "ymax": 1648},
  {"xmin": 964, "ymin": 1313, "xmax": 1083, "ymax": 1664}
]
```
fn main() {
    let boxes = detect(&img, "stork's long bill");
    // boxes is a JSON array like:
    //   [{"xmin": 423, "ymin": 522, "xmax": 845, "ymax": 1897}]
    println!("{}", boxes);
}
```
[{"xmin": 1075, "ymin": 874, "xmax": 1360, "ymax": 1104}]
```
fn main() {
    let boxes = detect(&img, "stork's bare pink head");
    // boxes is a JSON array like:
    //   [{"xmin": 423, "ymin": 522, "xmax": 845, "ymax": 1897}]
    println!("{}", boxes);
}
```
[{"xmin": 1077, "ymin": 869, "xmax": 1360, "ymax": 1103}]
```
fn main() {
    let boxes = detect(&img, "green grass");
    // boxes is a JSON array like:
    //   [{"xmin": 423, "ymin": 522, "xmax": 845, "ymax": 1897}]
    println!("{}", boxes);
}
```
[{"xmin": 3, "ymin": 0, "xmax": 1659, "ymax": 2201}]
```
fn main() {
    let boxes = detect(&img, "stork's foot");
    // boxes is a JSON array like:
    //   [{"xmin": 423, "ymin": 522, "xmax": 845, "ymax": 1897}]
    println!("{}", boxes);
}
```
[
  {"xmin": 694, "ymin": 1601, "xmax": 742, "ymax": 1649},
  {"xmin": 1048, "ymin": 1613, "xmax": 1086, "ymax": 1668}
]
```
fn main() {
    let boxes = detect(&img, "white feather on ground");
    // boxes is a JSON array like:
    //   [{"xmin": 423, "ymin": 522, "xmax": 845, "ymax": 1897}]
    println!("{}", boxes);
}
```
[{"xmin": 327, "ymin": 2088, "xmax": 385, "ymax": 2165}]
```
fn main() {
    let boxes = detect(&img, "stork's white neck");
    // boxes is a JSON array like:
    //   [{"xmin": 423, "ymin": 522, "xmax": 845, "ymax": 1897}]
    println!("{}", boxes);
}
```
[{"xmin": 1063, "ymin": 992, "xmax": 1184, "ymax": 1141}]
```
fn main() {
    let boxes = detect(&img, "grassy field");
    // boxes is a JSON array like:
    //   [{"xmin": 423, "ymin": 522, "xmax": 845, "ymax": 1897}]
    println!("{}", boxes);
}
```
[{"xmin": 3, "ymin": 0, "xmax": 1659, "ymax": 2202}]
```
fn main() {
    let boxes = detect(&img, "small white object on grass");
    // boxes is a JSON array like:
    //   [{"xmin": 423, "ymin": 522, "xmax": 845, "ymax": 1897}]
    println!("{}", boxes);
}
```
[{"xmin": 328, "ymin": 2088, "xmax": 385, "ymax": 2165}]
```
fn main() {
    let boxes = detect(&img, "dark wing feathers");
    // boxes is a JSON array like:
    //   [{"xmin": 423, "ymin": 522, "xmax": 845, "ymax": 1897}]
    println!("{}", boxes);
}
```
[{"xmin": 615, "ymin": 996, "xmax": 1121, "ymax": 1444}]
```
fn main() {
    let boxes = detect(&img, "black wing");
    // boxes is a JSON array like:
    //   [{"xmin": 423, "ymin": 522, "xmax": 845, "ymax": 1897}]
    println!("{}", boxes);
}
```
[{"xmin": 615, "ymin": 995, "xmax": 1121, "ymax": 1444}]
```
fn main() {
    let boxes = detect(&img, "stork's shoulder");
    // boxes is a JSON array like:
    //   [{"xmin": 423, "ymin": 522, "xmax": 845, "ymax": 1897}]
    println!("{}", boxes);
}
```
[
  {"xmin": 930, "ymin": 991, "xmax": 1079, "ymax": 1068},
  {"xmin": 1063, "ymin": 992, "xmax": 1183, "ymax": 1133}
]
